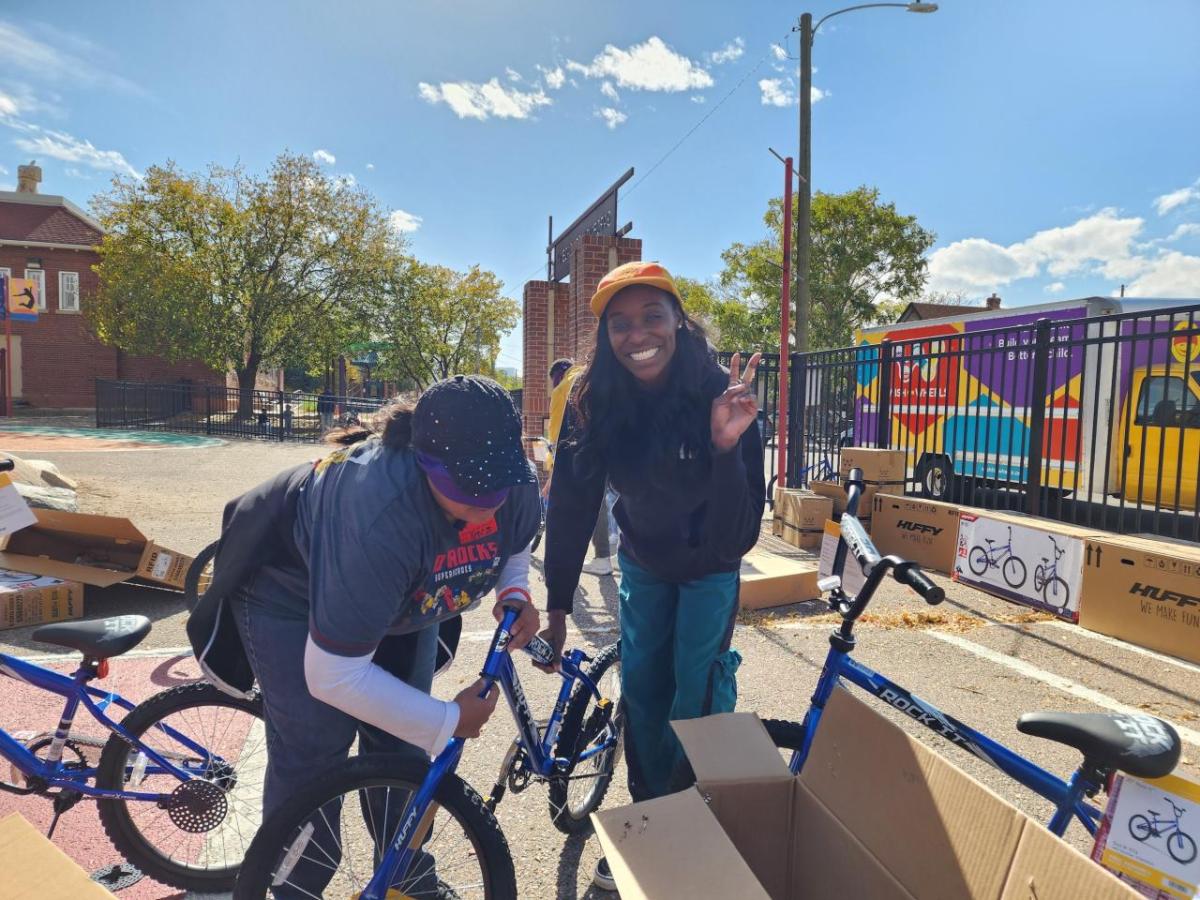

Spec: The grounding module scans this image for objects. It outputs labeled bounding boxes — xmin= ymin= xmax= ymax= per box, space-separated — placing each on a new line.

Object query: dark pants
xmin=233 ymin=597 xmax=438 ymax=897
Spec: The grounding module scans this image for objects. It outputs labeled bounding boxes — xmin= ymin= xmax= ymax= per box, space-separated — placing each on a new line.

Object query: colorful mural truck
xmin=854 ymin=297 xmax=1200 ymax=509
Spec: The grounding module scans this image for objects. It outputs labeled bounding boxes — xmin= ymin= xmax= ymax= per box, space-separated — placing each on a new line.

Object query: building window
xmin=59 ymin=272 xmax=80 ymax=313
xmin=25 ymin=269 xmax=46 ymax=311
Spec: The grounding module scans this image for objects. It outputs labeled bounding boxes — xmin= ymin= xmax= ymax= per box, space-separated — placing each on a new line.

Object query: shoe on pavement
xmin=583 ymin=557 xmax=613 ymax=576
xmin=593 ymin=856 xmax=617 ymax=892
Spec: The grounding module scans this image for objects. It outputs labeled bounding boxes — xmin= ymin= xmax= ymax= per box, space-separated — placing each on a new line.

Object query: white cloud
xmin=928 ymin=238 xmax=1038 ymax=291
xmin=13 ymin=127 xmax=140 ymax=179
xmin=771 ymin=43 xmax=789 ymax=61
xmin=312 ymin=149 xmax=336 ymax=165
xmin=1167 ymin=223 xmax=1200 ymax=242
xmin=596 ymin=107 xmax=628 ymax=130
xmin=1126 ymin=252 xmax=1200 ymax=297
xmin=333 ymin=172 xmax=357 ymax=189
xmin=365 ymin=162 xmax=375 ymax=171
xmin=600 ymin=81 xmax=619 ymax=101
xmin=1045 ymin=281 xmax=1065 ymax=293
xmin=388 ymin=209 xmax=423 ymax=233
xmin=541 ymin=66 xmax=566 ymax=90
xmin=564 ymin=60 xmax=590 ymax=77
xmin=0 ymin=164 xmax=7 ymax=175
xmin=1154 ymin=179 xmax=1200 ymax=216
xmin=0 ymin=91 xmax=18 ymax=116
xmin=579 ymin=37 xmax=713 ymax=92
xmin=708 ymin=37 xmax=744 ymax=65
xmin=759 ymin=78 xmax=794 ymax=107
xmin=505 ymin=66 xmax=522 ymax=83
xmin=691 ymin=95 xmax=707 ymax=104
xmin=64 ymin=167 xmax=89 ymax=178
xmin=418 ymin=78 xmax=551 ymax=121
xmin=0 ymin=20 xmax=142 ymax=95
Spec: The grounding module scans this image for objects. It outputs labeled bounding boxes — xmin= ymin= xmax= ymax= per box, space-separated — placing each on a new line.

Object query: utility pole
xmin=796 ymin=12 xmax=813 ymax=354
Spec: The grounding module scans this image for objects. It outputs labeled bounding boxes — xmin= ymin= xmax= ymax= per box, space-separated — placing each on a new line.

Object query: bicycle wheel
xmin=549 ymin=641 xmax=623 ymax=835
xmin=1168 ymin=831 xmax=1197 ymax=865
xmin=96 ymin=682 xmax=266 ymax=891
xmin=1042 ymin=575 xmax=1070 ymax=611
xmin=184 ymin=541 xmax=218 ymax=612
xmin=968 ymin=546 xmax=990 ymax=577
xmin=234 ymin=754 xmax=516 ymax=900
xmin=1002 ymin=556 xmax=1027 ymax=589
xmin=1033 ymin=565 xmax=1045 ymax=593
xmin=1128 ymin=814 xmax=1153 ymax=842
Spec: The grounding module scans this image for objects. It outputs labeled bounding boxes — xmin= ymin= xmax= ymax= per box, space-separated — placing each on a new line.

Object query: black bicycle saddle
xmin=1017 ymin=711 xmax=1180 ymax=780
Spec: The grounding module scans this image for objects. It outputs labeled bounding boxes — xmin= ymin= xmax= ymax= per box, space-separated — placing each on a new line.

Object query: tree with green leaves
xmin=716 ymin=186 xmax=935 ymax=351
xmin=377 ymin=261 xmax=519 ymax=389
xmin=90 ymin=153 xmax=397 ymax=416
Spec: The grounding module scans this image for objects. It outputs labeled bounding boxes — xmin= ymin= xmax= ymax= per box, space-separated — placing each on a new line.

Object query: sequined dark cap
xmin=412 ymin=375 xmax=536 ymax=497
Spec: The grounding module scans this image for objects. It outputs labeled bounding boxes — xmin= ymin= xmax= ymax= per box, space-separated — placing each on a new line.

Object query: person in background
xmin=540 ymin=261 xmax=765 ymax=892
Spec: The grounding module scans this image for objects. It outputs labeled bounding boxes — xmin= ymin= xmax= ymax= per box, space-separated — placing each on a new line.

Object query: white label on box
xmin=953 ymin=513 xmax=1083 ymax=620
xmin=819 ymin=521 xmax=867 ymax=597
xmin=151 ymin=552 xmax=173 ymax=580
xmin=0 ymin=568 xmax=64 ymax=591
xmin=0 ymin=473 xmax=36 ymax=536
xmin=1093 ymin=772 xmax=1200 ymax=899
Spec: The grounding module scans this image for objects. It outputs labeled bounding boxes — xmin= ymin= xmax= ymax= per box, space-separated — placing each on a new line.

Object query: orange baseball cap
xmin=590 ymin=261 xmax=684 ymax=318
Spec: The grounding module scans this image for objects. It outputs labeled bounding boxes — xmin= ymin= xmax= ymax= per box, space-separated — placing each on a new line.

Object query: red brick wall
xmin=522 ymin=280 xmax=550 ymax=436
xmin=0 ymin=246 xmax=223 ymax=409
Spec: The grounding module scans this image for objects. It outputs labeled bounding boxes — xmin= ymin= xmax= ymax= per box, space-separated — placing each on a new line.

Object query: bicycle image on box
xmin=762 ymin=469 xmax=1183 ymax=844
xmin=1033 ymin=534 xmax=1071 ymax=611
xmin=967 ymin=524 xmax=1027 ymax=589
xmin=234 ymin=607 xmax=622 ymax=899
xmin=1129 ymin=798 xmax=1197 ymax=865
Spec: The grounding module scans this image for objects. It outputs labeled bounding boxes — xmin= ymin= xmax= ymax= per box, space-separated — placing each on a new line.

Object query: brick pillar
xmin=569 ymin=235 xmax=643 ymax=362
xmin=522 ymin=280 xmax=551 ymax=436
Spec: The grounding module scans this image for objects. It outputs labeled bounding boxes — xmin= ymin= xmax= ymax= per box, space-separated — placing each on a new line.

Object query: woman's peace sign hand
xmin=711 ymin=351 xmax=762 ymax=454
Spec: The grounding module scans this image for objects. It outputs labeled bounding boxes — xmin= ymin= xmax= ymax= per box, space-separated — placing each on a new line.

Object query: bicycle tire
xmin=1043 ymin=575 xmax=1070 ymax=611
xmin=1033 ymin=565 xmax=1045 ymax=593
xmin=968 ymin=546 xmax=989 ymax=577
xmin=1168 ymin=831 xmax=1197 ymax=865
xmin=549 ymin=641 xmax=622 ymax=835
xmin=184 ymin=541 xmax=219 ymax=613
xmin=234 ymin=753 xmax=516 ymax=900
xmin=1129 ymin=814 xmax=1153 ymax=842
xmin=96 ymin=682 xmax=265 ymax=891
xmin=1002 ymin=555 xmax=1027 ymax=589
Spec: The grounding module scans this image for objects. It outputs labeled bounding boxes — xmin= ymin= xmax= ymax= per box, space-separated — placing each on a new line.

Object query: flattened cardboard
xmin=0 ymin=570 xmax=83 ymax=632
xmin=0 ymin=813 xmax=111 ymax=898
xmin=739 ymin=552 xmax=820 ymax=610
xmin=1080 ymin=534 xmax=1200 ymax=664
xmin=872 ymin=493 xmax=963 ymax=575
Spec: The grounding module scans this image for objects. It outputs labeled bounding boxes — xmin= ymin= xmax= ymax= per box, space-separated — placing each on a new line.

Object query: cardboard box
xmin=593 ymin=688 xmax=1139 ymax=900
xmin=0 ymin=569 xmax=83 ymax=632
xmin=772 ymin=489 xmax=833 ymax=550
xmin=739 ymin=552 xmax=819 ymax=610
xmin=0 ymin=510 xmax=193 ymax=591
xmin=810 ymin=479 xmax=879 ymax=527
xmin=954 ymin=510 xmax=1102 ymax=621
xmin=0 ymin=813 xmax=111 ymax=898
xmin=838 ymin=447 xmax=906 ymax=490
xmin=1091 ymin=770 xmax=1200 ymax=898
xmin=1080 ymin=534 xmax=1200 ymax=665
xmin=871 ymin=494 xmax=962 ymax=575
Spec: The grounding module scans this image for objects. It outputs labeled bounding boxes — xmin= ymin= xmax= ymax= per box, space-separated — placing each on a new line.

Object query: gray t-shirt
xmin=246 ymin=439 xmax=540 ymax=657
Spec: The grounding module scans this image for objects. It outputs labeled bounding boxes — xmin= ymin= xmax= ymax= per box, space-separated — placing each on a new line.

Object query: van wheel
xmin=917 ymin=455 xmax=956 ymax=502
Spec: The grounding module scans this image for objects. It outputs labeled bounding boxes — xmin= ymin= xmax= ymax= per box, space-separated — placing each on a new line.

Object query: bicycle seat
xmin=984 ymin=538 xmax=996 ymax=545
xmin=33 ymin=615 xmax=151 ymax=659
xmin=1017 ymin=711 xmax=1180 ymax=779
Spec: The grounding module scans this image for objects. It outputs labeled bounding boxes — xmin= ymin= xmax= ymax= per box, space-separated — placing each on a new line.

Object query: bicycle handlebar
xmin=0 ymin=458 xmax=12 ymax=473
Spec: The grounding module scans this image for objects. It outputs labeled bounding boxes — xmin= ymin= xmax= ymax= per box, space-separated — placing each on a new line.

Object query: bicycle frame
xmin=0 ymin=652 xmax=219 ymax=801
xmin=787 ymin=630 xmax=1104 ymax=837
xmin=364 ymin=610 xmax=615 ymax=899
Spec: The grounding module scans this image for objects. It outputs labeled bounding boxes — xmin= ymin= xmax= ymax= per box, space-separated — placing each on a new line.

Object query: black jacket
xmin=544 ymin=368 xmax=765 ymax=612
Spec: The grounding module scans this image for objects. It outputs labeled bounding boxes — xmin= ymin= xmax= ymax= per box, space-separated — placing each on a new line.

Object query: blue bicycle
xmin=235 ymin=612 xmax=622 ymax=899
xmin=763 ymin=469 xmax=1182 ymax=840
xmin=967 ymin=524 xmax=1028 ymax=588
xmin=1033 ymin=534 xmax=1071 ymax=611
xmin=1129 ymin=798 xmax=1197 ymax=864
xmin=0 ymin=614 xmax=266 ymax=891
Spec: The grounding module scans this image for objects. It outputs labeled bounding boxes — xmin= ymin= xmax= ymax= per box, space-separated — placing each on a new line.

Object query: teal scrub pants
xmin=618 ymin=550 xmax=742 ymax=801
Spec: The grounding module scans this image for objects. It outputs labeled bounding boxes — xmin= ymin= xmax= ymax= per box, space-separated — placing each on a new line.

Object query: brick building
xmin=521 ymin=233 xmax=642 ymax=435
xmin=0 ymin=162 xmax=222 ymax=410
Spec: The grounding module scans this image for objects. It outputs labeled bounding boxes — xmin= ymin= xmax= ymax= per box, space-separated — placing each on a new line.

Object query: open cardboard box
xmin=594 ymin=688 xmax=1139 ymax=900
xmin=0 ymin=509 xmax=192 ymax=591
xmin=0 ymin=813 xmax=111 ymax=898
xmin=740 ymin=552 xmax=819 ymax=610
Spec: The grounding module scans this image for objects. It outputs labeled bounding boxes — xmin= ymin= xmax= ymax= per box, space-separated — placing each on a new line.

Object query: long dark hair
xmin=571 ymin=289 xmax=721 ymax=485
xmin=325 ymin=397 xmax=415 ymax=449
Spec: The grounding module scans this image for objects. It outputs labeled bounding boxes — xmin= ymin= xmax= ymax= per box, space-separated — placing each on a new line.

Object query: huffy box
xmin=593 ymin=687 xmax=1140 ymax=900
xmin=0 ymin=813 xmax=111 ymax=898
xmin=1080 ymin=535 xmax=1200 ymax=665
xmin=1091 ymin=771 xmax=1200 ymax=899
xmin=0 ymin=509 xmax=192 ymax=591
xmin=0 ymin=569 xmax=83 ymax=632
xmin=739 ymin=553 xmax=819 ymax=610
xmin=772 ymin=488 xmax=834 ymax=550
xmin=872 ymin=494 xmax=963 ymax=576
xmin=953 ymin=510 xmax=1101 ymax=622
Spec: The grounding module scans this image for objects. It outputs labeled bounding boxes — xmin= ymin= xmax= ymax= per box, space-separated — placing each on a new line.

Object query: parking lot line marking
xmin=927 ymin=630 xmax=1200 ymax=748
xmin=14 ymin=645 xmax=194 ymax=665
xmin=1044 ymin=621 xmax=1200 ymax=676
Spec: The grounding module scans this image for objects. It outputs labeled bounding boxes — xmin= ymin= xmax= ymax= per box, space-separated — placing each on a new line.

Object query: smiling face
xmin=605 ymin=285 xmax=683 ymax=388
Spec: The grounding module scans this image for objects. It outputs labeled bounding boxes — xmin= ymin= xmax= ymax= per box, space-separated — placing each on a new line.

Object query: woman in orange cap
xmin=540 ymin=260 xmax=766 ymax=890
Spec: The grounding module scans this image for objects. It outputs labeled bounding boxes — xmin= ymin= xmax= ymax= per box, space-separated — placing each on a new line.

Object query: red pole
xmin=778 ymin=157 xmax=793 ymax=488
xmin=3 ymin=276 xmax=10 ymax=418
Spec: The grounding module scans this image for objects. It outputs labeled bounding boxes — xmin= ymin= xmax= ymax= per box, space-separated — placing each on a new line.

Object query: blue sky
xmin=2 ymin=1 xmax=1199 ymax=370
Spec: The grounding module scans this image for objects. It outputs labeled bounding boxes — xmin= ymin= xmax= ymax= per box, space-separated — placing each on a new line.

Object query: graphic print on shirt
xmin=405 ymin=517 xmax=504 ymax=629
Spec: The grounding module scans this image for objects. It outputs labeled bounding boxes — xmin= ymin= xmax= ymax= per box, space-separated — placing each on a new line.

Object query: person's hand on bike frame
xmin=491 ymin=597 xmax=540 ymax=651
xmin=452 ymin=678 xmax=499 ymax=738
xmin=534 ymin=610 xmax=568 ymax=674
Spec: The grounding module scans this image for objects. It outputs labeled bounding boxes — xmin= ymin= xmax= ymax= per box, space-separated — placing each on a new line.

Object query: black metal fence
xmin=95 ymin=381 xmax=386 ymax=442
xmin=790 ymin=300 xmax=1200 ymax=540
xmin=717 ymin=351 xmax=784 ymax=499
